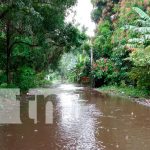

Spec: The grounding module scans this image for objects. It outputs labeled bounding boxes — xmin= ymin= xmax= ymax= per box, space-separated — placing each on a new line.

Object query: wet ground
xmin=0 ymin=84 xmax=150 ymax=150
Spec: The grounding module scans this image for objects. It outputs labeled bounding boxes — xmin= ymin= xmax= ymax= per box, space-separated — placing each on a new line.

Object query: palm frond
xmin=128 ymin=38 xmax=145 ymax=44
xmin=133 ymin=7 xmax=150 ymax=21
xmin=143 ymin=34 xmax=150 ymax=40
xmin=126 ymin=44 xmax=144 ymax=49
xmin=122 ymin=7 xmax=150 ymax=49
xmin=124 ymin=25 xmax=150 ymax=34
xmin=136 ymin=19 xmax=150 ymax=27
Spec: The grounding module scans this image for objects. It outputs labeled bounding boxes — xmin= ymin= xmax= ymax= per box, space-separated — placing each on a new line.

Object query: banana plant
xmin=122 ymin=7 xmax=150 ymax=48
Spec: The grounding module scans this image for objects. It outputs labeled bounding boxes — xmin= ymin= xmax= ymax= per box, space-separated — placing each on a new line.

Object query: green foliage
xmin=93 ymin=21 xmax=113 ymax=59
xmin=91 ymin=8 xmax=102 ymax=23
xmin=123 ymin=7 xmax=150 ymax=89
xmin=91 ymin=2 xmax=150 ymax=92
xmin=59 ymin=43 xmax=91 ymax=83
xmin=91 ymin=0 xmax=117 ymax=22
xmin=15 ymin=67 xmax=36 ymax=90
xmin=71 ymin=52 xmax=90 ymax=82
xmin=59 ymin=52 xmax=77 ymax=81
xmin=0 ymin=71 xmax=7 ymax=85
xmin=92 ymin=58 xmax=117 ymax=84
xmin=111 ymin=47 xmax=131 ymax=84
xmin=123 ymin=7 xmax=150 ymax=48
xmin=128 ymin=46 xmax=150 ymax=89
xmin=129 ymin=66 xmax=150 ymax=89
xmin=133 ymin=7 xmax=150 ymax=21
xmin=129 ymin=46 xmax=150 ymax=66
xmin=99 ymin=85 xmax=150 ymax=98
xmin=0 ymin=0 xmax=83 ymax=89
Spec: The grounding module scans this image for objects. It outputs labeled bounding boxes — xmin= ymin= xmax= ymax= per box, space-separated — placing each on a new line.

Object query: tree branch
xmin=9 ymin=40 xmax=39 ymax=50
xmin=0 ymin=4 xmax=15 ymax=20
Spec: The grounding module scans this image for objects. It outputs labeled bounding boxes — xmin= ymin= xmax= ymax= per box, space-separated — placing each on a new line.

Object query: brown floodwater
xmin=0 ymin=84 xmax=150 ymax=150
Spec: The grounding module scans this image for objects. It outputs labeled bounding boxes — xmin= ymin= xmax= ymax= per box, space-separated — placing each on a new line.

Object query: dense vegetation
xmin=0 ymin=0 xmax=87 ymax=90
xmin=60 ymin=0 xmax=150 ymax=97
xmin=0 ymin=0 xmax=149 ymax=95
xmin=91 ymin=0 xmax=150 ymax=94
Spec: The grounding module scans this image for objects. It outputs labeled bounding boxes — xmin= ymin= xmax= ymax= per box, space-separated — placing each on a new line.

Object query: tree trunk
xmin=6 ymin=21 xmax=11 ymax=85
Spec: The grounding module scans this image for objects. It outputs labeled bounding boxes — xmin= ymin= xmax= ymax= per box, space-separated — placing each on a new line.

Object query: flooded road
xmin=0 ymin=84 xmax=150 ymax=150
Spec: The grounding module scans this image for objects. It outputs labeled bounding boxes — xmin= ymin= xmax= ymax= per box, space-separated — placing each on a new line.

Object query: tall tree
xmin=0 ymin=0 xmax=83 ymax=88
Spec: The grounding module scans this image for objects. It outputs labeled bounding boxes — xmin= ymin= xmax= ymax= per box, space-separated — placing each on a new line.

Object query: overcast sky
xmin=66 ymin=0 xmax=96 ymax=37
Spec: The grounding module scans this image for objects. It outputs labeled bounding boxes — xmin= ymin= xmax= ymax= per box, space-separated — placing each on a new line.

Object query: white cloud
xmin=66 ymin=0 xmax=96 ymax=37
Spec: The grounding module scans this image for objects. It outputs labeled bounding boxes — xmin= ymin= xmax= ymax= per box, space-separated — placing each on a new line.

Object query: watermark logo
xmin=0 ymin=89 xmax=54 ymax=125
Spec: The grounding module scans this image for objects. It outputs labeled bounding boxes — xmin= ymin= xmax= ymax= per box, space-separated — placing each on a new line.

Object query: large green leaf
xmin=133 ymin=7 xmax=150 ymax=21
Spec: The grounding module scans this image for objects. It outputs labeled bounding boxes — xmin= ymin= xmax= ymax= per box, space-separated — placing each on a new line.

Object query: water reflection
xmin=0 ymin=84 xmax=149 ymax=150
xmin=56 ymin=91 xmax=103 ymax=149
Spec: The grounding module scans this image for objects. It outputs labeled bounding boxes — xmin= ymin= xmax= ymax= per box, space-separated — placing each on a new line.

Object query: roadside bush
xmin=15 ymin=67 xmax=36 ymax=91
xmin=92 ymin=58 xmax=118 ymax=85
xmin=129 ymin=46 xmax=150 ymax=89
xmin=93 ymin=21 xmax=113 ymax=59
xmin=0 ymin=72 xmax=7 ymax=85
xmin=111 ymin=47 xmax=132 ymax=84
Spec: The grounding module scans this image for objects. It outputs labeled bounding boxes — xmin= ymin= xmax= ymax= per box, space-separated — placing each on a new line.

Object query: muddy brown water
xmin=0 ymin=84 xmax=150 ymax=150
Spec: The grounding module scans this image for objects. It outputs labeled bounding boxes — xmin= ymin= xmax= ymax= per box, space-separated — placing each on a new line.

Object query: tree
xmin=91 ymin=0 xmax=119 ymax=23
xmin=123 ymin=7 xmax=150 ymax=49
xmin=93 ymin=20 xmax=113 ymax=59
xmin=123 ymin=7 xmax=150 ymax=89
xmin=0 ymin=0 xmax=81 ymax=89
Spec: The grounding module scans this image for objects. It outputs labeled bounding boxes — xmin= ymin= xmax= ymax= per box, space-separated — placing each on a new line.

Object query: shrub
xmin=92 ymin=58 xmax=118 ymax=85
xmin=129 ymin=46 xmax=150 ymax=89
xmin=15 ymin=67 xmax=36 ymax=91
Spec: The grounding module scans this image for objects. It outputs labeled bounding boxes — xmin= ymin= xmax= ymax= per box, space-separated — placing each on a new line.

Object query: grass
xmin=98 ymin=85 xmax=150 ymax=99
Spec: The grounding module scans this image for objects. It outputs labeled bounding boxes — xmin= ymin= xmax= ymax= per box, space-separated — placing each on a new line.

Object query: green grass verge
xmin=98 ymin=85 xmax=150 ymax=99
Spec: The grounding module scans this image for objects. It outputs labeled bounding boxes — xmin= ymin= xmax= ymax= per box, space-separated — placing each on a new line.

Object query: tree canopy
xmin=0 ymin=0 xmax=87 ymax=89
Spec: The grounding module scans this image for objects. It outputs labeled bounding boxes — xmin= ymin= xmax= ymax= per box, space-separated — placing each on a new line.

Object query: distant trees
xmin=91 ymin=0 xmax=118 ymax=23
